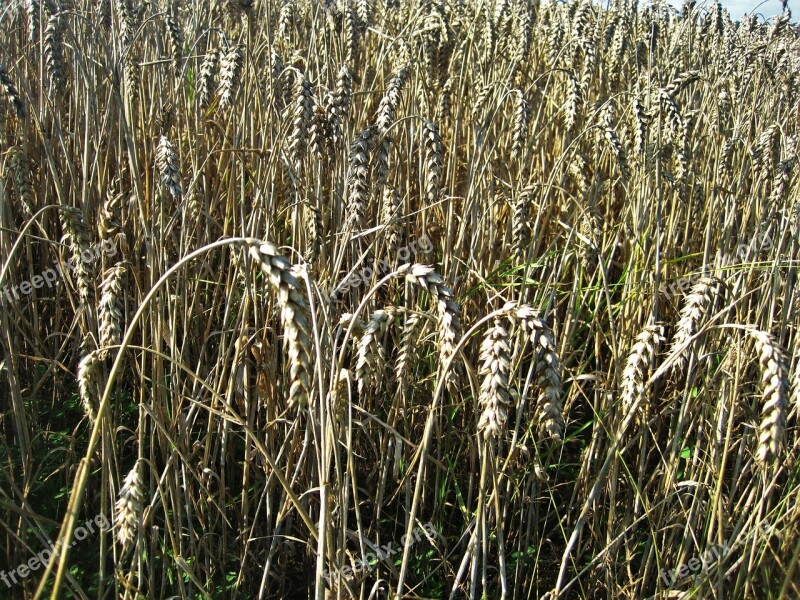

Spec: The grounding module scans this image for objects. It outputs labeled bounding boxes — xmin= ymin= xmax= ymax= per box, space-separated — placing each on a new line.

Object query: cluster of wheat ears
xmin=0 ymin=0 xmax=799 ymax=598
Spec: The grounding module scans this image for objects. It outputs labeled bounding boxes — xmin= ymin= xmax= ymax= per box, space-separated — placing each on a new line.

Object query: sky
xmin=664 ymin=0 xmax=796 ymax=18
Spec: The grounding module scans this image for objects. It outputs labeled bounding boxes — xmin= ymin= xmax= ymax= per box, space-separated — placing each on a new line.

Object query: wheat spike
xmin=346 ymin=126 xmax=373 ymax=233
xmin=288 ymin=71 xmax=313 ymax=172
xmin=277 ymin=0 xmax=295 ymax=47
xmin=751 ymin=330 xmax=789 ymax=466
xmin=248 ymin=241 xmax=312 ymax=410
xmin=25 ymin=0 xmax=40 ymax=42
xmin=477 ymin=320 xmax=512 ymax=439
xmin=380 ymin=185 xmax=402 ymax=255
xmin=60 ymin=206 xmax=95 ymax=306
xmin=423 ymin=120 xmax=442 ymax=205
xmin=0 ymin=65 xmax=26 ymax=119
xmin=375 ymin=66 xmax=410 ymax=136
xmin=9 ymin=147 xmax=34 ymax=219
xmin=77 ymin=351 xmax=100 ymax=422
xmin=328 ymin=64 xmax=353 ymax=144
xmin=355 ymin=310 xmax=390 ymax=398
xmin=342 ymin=6 xmax=358 ymax=66
xmin=510 ymin=89 xmax=530 ymax=161
xmin=402 ymin=264 xmax=462 ymax=387
xmin=621 ymin=323 xmax=665 ymax=419
xmin=197 ymin=49 xmax=218 ymax=109
xmin=396 ymin=312 xmax=422 ymax=392
xmin=98 ymin=263 xmax=126 ymax=355
xmin=115 ymin=461 xmax=144 ymax=550
xmin=156 ymin=135 xmax=182 ymax=199
xmin=512 ymin=305 xmax=566 ymax=440
xmin=512 ymin=185 xmax=533 ymax=262
xmin=99 ymin=178 xmax=125 ymax=240
xmin=165 ymin=9 xmax=182 ymax=77
xmin=218 ymin=44 xmax=243 ymax=112
xmin=669 ymin=277 xmax=723 ymax=373
xmin=310 ymin=95 xmax=332 ymax=160
xmin=44 ymin=12 xmax=66 ymax=94
xmin=563 ymin=72 xmax=582 ymax=133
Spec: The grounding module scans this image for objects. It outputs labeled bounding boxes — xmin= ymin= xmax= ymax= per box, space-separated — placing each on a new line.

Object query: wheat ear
xmin=669 ymin=276 xmax=724 ymax=373
xmin=477 ymin=320 xmax=513 ymax=439
xmin=512 ymin=305 xmax=566 ymax=440
xmin=248 ymin=241 xmax=312 ymax=409
xmin=115 ymin=460 xmax=144 ymax=551
xmin=621 ymin=323 xmax=665 ymax=420
xmin=751 ymin=330 xmax=789 ymax=467
xmin=402 ymin=264 xmax=462 ymax=388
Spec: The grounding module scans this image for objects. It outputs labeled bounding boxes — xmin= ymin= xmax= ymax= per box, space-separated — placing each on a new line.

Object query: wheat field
xmin=0 ymin=0 xmax=799 ymax=598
